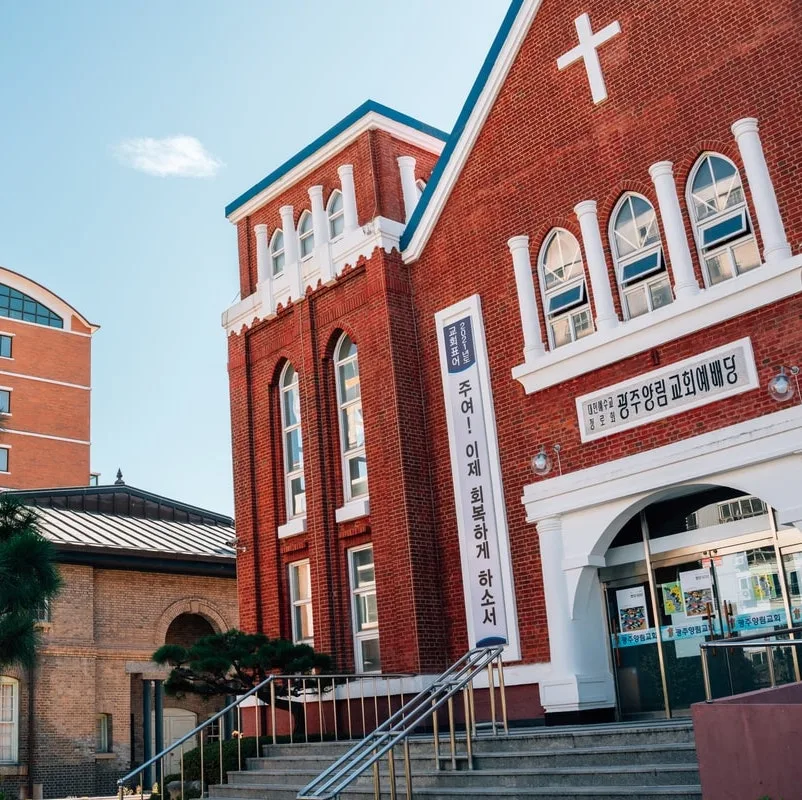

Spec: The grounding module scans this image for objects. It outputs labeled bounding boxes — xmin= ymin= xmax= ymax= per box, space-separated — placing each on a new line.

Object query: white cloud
xmin=113 ymin=135 xmax=223 ymax=178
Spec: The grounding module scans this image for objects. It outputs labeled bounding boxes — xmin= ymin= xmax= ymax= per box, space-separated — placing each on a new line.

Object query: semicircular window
xmin=0 ymin=285 xmax=63 ymax=328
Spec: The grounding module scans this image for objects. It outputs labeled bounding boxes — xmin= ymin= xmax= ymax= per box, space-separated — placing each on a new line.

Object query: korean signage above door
xmin=435 ymin=295 xmax=518 ymax=656
xmin=576 ymin=337 xmax=758 ymax=442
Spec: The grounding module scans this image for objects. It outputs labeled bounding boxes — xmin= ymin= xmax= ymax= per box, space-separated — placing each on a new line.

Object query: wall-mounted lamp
xmin=767 ymin=365 xmax=800 ymax=404
xmin=531 ymin=444 xmax=562 ymax=477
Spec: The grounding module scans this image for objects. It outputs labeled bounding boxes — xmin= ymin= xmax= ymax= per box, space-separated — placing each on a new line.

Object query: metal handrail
xmin=297 ymin=646 xmax=507 ymax=800
xmin=701 ymin=624 xmax=802 ymax=648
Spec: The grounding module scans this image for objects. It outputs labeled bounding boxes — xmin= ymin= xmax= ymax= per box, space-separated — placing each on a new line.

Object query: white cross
xmin=556 ymin=13 xmax=621 ymax=105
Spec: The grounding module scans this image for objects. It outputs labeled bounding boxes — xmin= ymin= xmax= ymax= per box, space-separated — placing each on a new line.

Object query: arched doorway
xmin=164 ymin=613 xmax=216 ymax=647
xmin=600 ymin=485 xmax=802 ymax=719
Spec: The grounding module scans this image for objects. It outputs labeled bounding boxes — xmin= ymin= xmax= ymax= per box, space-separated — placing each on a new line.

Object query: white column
xmin=574 ymin=201 xmax=619 ymax=330
xmin=397 ymin=156 xmax=418 ymax=223
xmin=253 ymin=223 xmax=275 ymax=315
xmin=280 ymin=205 xmax=303 ymax=300
xmin=732 ymin=118 xmax=791 ymax=264
xmin=648 ymin=161 xmax=700 ymax=299
xmin=337 ymin=164 xmax=359 ymax=233
xmin=308 ymin=185 xmax=334 ymax=284
xmin=507 ymin=236 xmax=546 ymax=360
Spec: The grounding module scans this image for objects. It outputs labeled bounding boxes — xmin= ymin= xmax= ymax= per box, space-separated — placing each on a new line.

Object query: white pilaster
xmin=648 ymin=161 xmax=700 ymax=299
xmin=574 ymin=201 xmax=619 ymax=330
xmin=337 ymin=165 xmax=359 ymax=233
xmin=398 ymin=156 xmax=418 ymax=223
xmin=280 ymin=205 xmax=303 ymax=300
xmin=253 ymin=223 xmax=275 ymax=315
xmin=309 ymin=185 xmax=334 ymax=284
xmin=507 ymin=236 xmax=546 ymax=360
xmin=732 ymin=118 xmax=791 ymax=264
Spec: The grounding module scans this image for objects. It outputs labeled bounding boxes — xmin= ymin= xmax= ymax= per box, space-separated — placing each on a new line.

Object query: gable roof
xmin=225 ymin=100 xmax=449 ymax=223
xmin=400 ymin=0 xmax=538 ymax=260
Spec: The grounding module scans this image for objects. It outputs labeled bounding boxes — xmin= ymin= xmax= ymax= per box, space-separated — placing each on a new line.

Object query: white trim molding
xmin=335 ymin=497 xmax=370 ymax=524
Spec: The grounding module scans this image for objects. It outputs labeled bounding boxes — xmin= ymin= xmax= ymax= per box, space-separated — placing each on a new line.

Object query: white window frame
xmin=348 ymin=544 xmax=380 ymax=673
xmin=686 ymin=153 xmax=760 ymax=287
xmin=0 ymin=677 xmax=19 ymax=763
xmin=609 ymin=192 xmax=673 ymax=320
xmin=298 ymin=211 xmax=315 ymax=260
xmin=327 ymin=190 xmax=345 ymax=241
xmin=537 ymin=229 xmax=594 ymax=349
xmin=0 ymin=447 xmax=10 ymax=474
xmin=280 ymin=363 xmax=305 ymax=520
xmin=0 ymin=387 xmax=11 ymax=415
xmin=289 ymin=559 xmax=314 ymax=646
xmin=270 ymin=229 xmax=285 ymax=277
xmin=717 ymin=496 xmax=767 ymax=524
xmin=335 ymin=334 xmax=368 ymax=503
xmin=0 ymin=334 xmax=13 ymax=360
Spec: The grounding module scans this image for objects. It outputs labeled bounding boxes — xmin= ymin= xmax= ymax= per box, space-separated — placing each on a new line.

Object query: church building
xmin=223 ymin=0 xmax=802 ymax=723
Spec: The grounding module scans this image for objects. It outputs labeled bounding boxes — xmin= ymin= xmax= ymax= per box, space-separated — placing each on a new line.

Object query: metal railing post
xmin=701 ymin=644 xmax=713 ymax=701
xmin=767 ymin=644 xmax=777 ymax=688
xmin=270 ymin=680 xmax=277 ymax=746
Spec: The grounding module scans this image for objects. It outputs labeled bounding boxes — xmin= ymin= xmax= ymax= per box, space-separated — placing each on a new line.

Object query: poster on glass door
xmin=616 ymin=586 xmax=648 ymax=632
xmin=679 ymin=568 xmax=714 ymax=618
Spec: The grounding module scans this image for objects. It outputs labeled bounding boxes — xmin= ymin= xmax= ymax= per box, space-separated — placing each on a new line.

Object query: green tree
xmin=0 ymin=497 xmax=62 ymax=668
xmin=153 ymin=630 xmax=334 ymax=737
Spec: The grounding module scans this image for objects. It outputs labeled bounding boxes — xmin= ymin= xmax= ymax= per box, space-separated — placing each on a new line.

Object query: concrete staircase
xmin=209 ymin=720 xmax=702 ymax=800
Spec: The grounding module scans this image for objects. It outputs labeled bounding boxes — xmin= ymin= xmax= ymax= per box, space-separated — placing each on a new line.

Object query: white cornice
xmin=227 ymin=114 xmax=446 ymax=224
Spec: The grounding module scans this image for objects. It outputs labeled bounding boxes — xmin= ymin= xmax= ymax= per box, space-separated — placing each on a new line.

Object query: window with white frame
xmin=270 ymin=230 xmax=285 ymax=276
xmin=0 ymin=448 xmax=9 ymax=473
xmin=0 ymin=677 xmax=18 ymax=763
xmin=34 ymin=598 xmax=51 ymax=624
xmin=335 ymin=334 xmax=368 ymax=501
xmin=298 ymin=211 xmax=314 ymax=259
xmin=717 ymin=496 xmax=767 ymax=524
xmin=289 ymin=560 xmax=313 ymax=645
xmin=327 ymin=191 xmax=344 ymax=240
xmin=0 ymin=335 xmax=12 ymax=359
xmin=538 ymin=229 xmax=594 ymax=348
xmin=349 ymin=545 xmax=380 ymax=672
xmin=280 ymin=363 xmax=306 ymax=519
xmin=687 ymin=153 xmax=760 ymax=286
xmin=611 ymin=193 xmax=673 ymax=320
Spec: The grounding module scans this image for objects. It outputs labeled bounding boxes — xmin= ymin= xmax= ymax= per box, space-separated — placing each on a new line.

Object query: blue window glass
xmin=0 ymin=391 xmax=10 ymax=414
xmin=0 ymin=449 xmax=8 ymax=472
xmin=0 ymin=285 xmax=63 ymax=328
xmin=701 ymin=211 xmax=748 ymax=250
xmin=620 ymin=252 xmax=662 ymax=285
xmin=0 ymin=336 xmax=12 ymax=359
xmin=547 ymin=283 xmax=585 ymax=316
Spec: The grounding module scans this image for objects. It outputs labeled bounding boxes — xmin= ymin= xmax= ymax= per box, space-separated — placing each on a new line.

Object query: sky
xmin=0 ymin=0 xmax=510 ymax=515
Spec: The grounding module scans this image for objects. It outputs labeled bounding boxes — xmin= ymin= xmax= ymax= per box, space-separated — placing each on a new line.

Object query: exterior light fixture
xmin=531 ymin=444 xmax=562 ymax=477
xmin=767 ymin=366 xmax=800 ymax=404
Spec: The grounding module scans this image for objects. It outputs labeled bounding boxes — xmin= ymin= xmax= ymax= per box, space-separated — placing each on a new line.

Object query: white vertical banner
xmin=436 ymin=295 xmax=519 ymax=658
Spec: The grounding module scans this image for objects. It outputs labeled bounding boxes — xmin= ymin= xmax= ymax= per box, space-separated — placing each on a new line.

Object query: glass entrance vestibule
xmin=600 ymin=486 xmax=802 ymax=719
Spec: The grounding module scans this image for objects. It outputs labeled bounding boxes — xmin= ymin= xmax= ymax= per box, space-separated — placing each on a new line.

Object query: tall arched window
xmin=610 ymin=193 xmax=673 ymax=320
xmin=298 ymin=211 xmax=314 ymax=259
xmin=327 ymin=191 xmax=344 ymax=240
xmin=335 ymin=334 xmax=367 ymax=501
xmin=280 ymin=363 xmax=305 ymax=518
xmin=687 ymin=153 xmax=760 ymax=286
xmin=0 ymin=677 xmax=19 ymax=763
xmin=538 ymin=229 xmax=594 ymax=348
xmin=270 ymin=230 xmax=285 ymax=276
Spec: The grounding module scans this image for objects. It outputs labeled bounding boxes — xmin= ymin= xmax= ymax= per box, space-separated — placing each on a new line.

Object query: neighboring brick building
xmin=0 ymin=484 xmax=238 ymax=798
xmin=223 ymin=0 xmax=802 ymax=724
xmin=0 ymin=266 xmax=97 ymax=489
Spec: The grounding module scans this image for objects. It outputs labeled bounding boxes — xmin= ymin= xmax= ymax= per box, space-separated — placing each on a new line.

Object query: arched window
xmin=270 ymin=230 xmax=285 ymax=276
xmin=0 ymin=677 xmax=19 ymax=763
xmin=687 ymin=153 xmax=760 ymax=286
xmin=538 ymin=229 xmax=594 ymax=348
xmin=0 ymin=285 xmax=62 ymax=329
xmin=335 ymin=334 xmax=367 ymax=501
xmin=610 ymin=193 xmax=673 ymax=320
xmin=327 ymin=191 xmax=344 ymax=240
xmin=280 ymin=363 xmax=305 ymax=519
xmin=298 ymin=211 xmax=314 ymax=259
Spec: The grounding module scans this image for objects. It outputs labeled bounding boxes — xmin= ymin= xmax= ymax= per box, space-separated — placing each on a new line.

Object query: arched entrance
xmin=600 ymin=485 xmax=802 ymax=719
xmin=164 ymin=613 xmax=216 ymax=647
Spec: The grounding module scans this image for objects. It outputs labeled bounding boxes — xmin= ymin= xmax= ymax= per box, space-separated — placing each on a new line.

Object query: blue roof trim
xmin=400 ymin=0 xmax=527 ymax=252
xmin=225 ymin=100 xmax=449 ymax=218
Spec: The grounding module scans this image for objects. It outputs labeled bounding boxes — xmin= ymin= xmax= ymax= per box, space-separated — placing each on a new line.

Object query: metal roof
xmin=33 ymin=506 xmax=236 ymax=561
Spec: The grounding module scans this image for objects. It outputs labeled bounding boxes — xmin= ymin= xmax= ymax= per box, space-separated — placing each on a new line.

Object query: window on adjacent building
xmin=0 ymin=390 xmax=11 ymax=415
xmin=298 ymin=211 xmax=314 ymax=259
xmin=0 ymin=336 xmax=12 ymax=359
xmin=96 ymin=713 xmax=112 ymax=753
xmin=335 ymin=334 xmax=368 ymax=501
xmin=538 ymin=229 xmax=594 ymax=348
xmin=34 ymin=598 xmax=51 ymax=624
xmin=718 ymin=496 xmax=767 ymax=525
xmin=0 ymin=448 xmax=10 ymax=473
xmin=687 ymin=153 xmax=760 ymax=286
xmin=610 ymin=193 xmax=673 ymax=320
xmin=0 ymin=285 xmax=62 ymax=329
xmin=280 ymin=363 xmax=306 ymax=519
xmin=289 ymin=560 xmax=313 ymax=646
xmin=0 ymin=677 xmax=19 ymax=763
xmin=327 ymin=191 xmax=344 ymax=240
xmin=349 ymin=545 xmax=380 ymax=673
xmin=270 ymin=230 xmax=285 ymax=276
